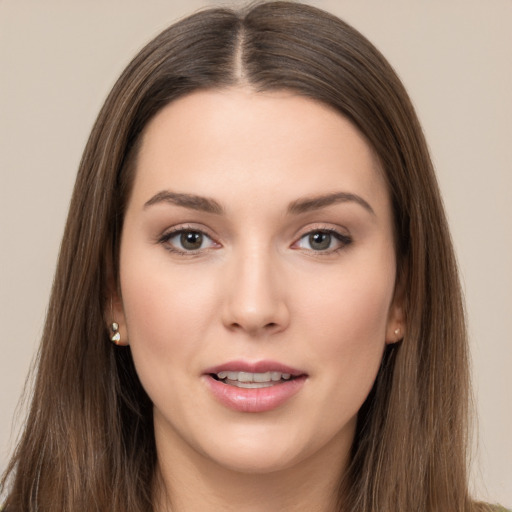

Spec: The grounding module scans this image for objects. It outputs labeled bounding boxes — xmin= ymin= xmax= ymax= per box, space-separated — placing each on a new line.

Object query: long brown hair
xmin=1 ymin=2 xmax=493 ymax=511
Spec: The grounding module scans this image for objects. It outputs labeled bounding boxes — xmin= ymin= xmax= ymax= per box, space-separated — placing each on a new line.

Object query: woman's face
xmin=117 ymin=88 xmax=402 ymax=475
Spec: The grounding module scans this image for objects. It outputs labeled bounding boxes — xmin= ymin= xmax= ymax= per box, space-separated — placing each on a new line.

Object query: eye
xmin=294 ymin=229 xmax=351 ymax=253
xmin=159 ymin=228 xmax=218 ymax=254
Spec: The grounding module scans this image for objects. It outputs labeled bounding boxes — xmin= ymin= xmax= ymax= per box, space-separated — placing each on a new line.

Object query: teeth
xmin=215 ymin=371 xmax=293 ymax=383
xmin=230 ymin=381 xmax=275 ymax=389
xmin=239 ymin=371 xmax=255 ymax=382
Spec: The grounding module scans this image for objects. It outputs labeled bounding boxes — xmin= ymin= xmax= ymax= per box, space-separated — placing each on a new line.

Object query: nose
xmin=221 ymin=247 xmax=290 ymax=337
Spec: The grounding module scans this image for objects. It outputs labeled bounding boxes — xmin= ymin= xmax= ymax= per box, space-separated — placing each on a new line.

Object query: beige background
xmin=0 ymin=0 xmax=510 ymax=507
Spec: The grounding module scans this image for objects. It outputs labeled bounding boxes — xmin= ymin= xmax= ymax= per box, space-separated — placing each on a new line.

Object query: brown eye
xmin=160 ymin=229 xmax=218 ymax=254
xmin=180 ymin=231 xmax=203 ymax=250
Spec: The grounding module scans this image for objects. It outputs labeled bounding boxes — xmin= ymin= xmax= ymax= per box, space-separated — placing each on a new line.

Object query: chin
xmin=196 ymin=420 xmax=336 ymax=476
xmin=205 ymin=444 xmax=301 ymax=475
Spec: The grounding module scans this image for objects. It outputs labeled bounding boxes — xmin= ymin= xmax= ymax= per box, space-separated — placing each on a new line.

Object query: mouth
xmin=210 ymin=371 xmax=296 ymax=389
xmin=203 ymin=361 xmax=307 ymax=412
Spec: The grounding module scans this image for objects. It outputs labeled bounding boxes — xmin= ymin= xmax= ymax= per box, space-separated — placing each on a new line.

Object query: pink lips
xmin=203 ymin=360 xmax=307 ymax=413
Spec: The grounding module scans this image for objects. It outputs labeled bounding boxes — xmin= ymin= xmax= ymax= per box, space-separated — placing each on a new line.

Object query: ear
xmin=385 ymin=301 xmax=405 ymax=344
xmin=104 ymin=263 xmax=129 ymax=347
xmin=385 ymin=272 xmax=406 ymax=345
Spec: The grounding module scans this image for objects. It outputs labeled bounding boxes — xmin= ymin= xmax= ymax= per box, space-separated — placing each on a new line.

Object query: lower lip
xmin=204 ymin=375 xmax=307 ymax=413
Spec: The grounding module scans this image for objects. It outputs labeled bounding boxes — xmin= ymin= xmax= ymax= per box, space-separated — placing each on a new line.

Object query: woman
xmin=0 ymin=2 xmax=506 ymax=511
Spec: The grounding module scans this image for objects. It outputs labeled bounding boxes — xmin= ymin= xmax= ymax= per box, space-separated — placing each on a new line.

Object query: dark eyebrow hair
xmin=144 ymin=190 xmax=375 ymax=217
xmin=144 ymin=190 xmax=224 ymax=214
xmin=287 ymin=192 xmax=375 ymax=216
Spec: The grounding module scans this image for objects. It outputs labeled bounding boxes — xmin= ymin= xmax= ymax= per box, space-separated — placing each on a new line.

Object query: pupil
xmin=181 ymin=232 xmax=202 ymax=250
xmin=310 ymin=232 xmax=330 ymax=250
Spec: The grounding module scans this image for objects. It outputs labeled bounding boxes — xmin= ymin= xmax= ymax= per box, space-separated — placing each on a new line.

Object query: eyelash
xmin=157 ymin=226 xmax=352 ymax=256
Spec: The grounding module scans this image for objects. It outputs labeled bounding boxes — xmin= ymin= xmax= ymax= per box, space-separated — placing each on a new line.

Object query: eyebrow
xmin=287 ymin=192 xmax=375 ymax=216
xmin=144 ymin=190 xmax=375 ymax=216
xmin=144 ymin=191 xmax=224 ymax=214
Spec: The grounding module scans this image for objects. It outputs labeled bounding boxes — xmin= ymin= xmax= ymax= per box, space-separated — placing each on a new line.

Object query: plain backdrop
xmin=0 ymin=0 xmax=511 ymax=507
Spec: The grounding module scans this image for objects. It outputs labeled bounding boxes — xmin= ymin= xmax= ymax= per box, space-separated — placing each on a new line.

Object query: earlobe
xmin=104 ymin=248 xmax=129 ymax=346
xmin=107 ymin=296 xmax=129 ymax=346
xmin=389 ymin=325 xmax=404 ymax=344
xmin=386 ymin=265 xmax=407 ymax=344
xmin=105 ymin=286 xmax=130 ymax=347
xmin=386 ymin=302 xmax=405 ymax=344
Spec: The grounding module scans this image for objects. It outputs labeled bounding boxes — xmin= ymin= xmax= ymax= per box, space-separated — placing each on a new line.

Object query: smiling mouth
xmin=211 ymin=371 xmax=296 ymax=389
xmin=205 ymin=363 xmax=307 ymax=412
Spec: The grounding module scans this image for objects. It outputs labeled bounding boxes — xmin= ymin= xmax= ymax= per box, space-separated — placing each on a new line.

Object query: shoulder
xmin=474 ymin=504 xmax=511 ymax=512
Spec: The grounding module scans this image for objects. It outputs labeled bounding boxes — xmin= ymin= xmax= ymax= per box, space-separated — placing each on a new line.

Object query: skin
xmin=113 ymin=88 xmax=404 ymax=511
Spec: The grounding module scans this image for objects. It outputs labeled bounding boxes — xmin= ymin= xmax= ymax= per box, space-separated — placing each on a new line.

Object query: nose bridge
xmin=222 ymin=239 xmax=289 ymax=335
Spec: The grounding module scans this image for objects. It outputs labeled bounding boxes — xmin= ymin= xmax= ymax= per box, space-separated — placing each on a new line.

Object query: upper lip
xmin=203 ymin=360 xmax=306 ymax=377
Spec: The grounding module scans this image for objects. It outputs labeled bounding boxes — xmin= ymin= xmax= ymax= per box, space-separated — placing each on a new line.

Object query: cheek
xmin=119 ymin=247 xmax=219 ymax=370
xmin=118 ymin=256 xmax=224 ymax=417
xmin=299 ymin=264 xmax=394 ymax=342
xmin=295 ymin=253 xmax=395 ymax=391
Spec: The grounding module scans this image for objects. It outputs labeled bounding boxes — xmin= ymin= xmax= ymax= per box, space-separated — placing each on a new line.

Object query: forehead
xmin=131 ymin=87 xmax=389 ymax=213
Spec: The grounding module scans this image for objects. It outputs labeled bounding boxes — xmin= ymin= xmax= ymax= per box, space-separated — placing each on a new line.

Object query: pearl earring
xmin=110 ymin=322 xmax=121 ymax=345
